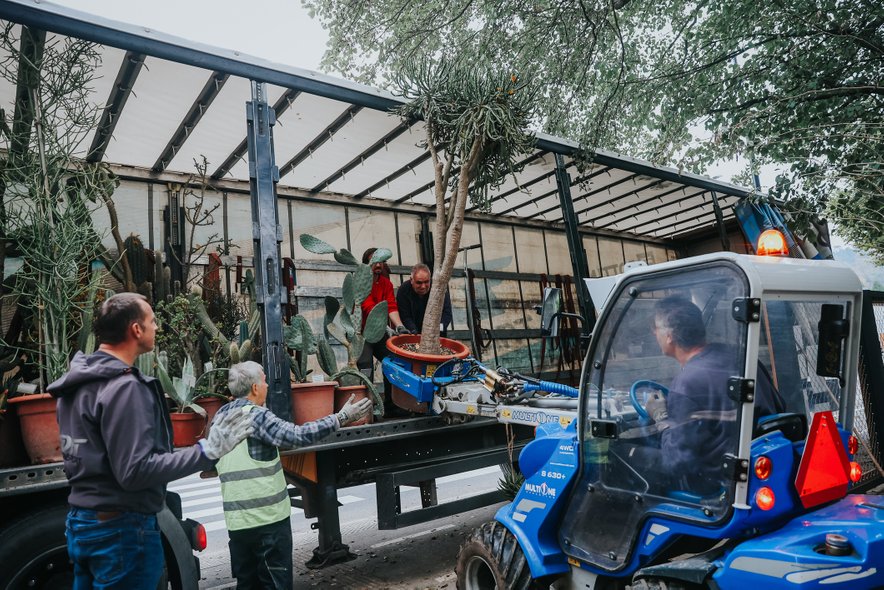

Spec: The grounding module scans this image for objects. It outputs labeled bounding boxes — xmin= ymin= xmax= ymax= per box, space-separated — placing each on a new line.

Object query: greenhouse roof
xmin=0 ymin=0 xmax=757 ymax=242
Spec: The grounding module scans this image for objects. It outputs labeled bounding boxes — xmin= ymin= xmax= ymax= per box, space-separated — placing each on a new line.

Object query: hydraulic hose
xmin=527 ymin=398 xmax=579 ymax=409
xmin=523 ymin=381 xmax=580 ymax=398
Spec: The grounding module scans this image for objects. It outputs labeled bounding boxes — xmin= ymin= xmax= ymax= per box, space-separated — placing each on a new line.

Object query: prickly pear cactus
xmin=300 ymin=233 xmax=394 ymax=415
xmin=284 ymin=314 xmax=316 ymax=383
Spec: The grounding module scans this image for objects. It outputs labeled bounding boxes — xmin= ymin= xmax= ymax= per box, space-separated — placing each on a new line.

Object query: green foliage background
xmin=304 ymin=0 xmax=883 ymax=261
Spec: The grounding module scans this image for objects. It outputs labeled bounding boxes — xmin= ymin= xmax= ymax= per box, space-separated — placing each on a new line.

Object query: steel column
xmin=553 ymin=153 xmax=594 ymax=334
xmin=245 ymin=81 xmax=289 ymax=420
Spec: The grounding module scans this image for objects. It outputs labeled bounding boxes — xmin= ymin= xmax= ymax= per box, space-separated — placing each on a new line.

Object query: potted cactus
xmin=284 ymin=314 xmax=337 ymax=425
xmin=299 ymin=234 xmax=390 ymax=420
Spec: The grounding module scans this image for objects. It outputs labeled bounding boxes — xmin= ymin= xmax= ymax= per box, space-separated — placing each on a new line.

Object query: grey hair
xmin=411 ymin=263 xmax=430 ymax=276
xmin=228 ymin=361 xmax=264 ymax=398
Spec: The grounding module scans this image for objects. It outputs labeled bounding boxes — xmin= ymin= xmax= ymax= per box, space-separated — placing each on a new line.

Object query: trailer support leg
xmin=306 ymin=452 xmax=355 ymax=569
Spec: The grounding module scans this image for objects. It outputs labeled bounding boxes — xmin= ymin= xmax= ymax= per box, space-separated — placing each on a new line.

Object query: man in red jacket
xmin=357 ymin=248 xmax=409 ymax=417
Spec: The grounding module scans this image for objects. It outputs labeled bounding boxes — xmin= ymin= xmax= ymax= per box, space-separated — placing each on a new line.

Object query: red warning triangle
xmin=794 ymin=411 xmax=850 ymax=509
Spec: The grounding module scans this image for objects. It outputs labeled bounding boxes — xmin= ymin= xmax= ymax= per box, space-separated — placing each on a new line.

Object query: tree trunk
xmin=419 ymin=137 xmax=483 ymax=354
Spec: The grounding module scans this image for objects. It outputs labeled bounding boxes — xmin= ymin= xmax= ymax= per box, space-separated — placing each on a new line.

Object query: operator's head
xmin=228 ymin=361 xmax=268 ymax=406
xmin=94 ymin=292 xmax=155 ymax=353
xmin=362 ymin=247 xmax=390 ymax=279
xmin=410 ymin=263 xmax=431 ymax=296
xmin=654 ymin=295 xmax=706 ymax=359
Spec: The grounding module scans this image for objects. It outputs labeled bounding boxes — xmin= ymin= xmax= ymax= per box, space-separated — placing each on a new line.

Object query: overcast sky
xmin=53 ymin=0 xmax=330 ymax=71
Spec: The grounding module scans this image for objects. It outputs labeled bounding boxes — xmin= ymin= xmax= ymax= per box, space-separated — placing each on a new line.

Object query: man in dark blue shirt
xmin=396 ymin=263 xmax=453 ymax=335
xmin=648 ymin=296 xmax=782 ymax=493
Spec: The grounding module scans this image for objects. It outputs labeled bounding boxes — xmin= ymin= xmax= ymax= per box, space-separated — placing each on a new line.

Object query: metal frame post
xmin=710 ymin=191 xmax=732 ymax=252
xmin=554 ymin=153 xmax=594 ymax=334
xmin=245 ymin=81 xmax=289 ymax=420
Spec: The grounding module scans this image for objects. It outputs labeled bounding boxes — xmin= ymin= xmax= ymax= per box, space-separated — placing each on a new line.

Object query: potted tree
xmin=389 ymin=60 xmax=537 ymax=360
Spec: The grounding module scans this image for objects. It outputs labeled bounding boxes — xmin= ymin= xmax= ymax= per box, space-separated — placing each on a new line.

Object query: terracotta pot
xmin=170 ymin=412 xmax=205 ymax=447
xmin=290 ymin=381 xmax=337 ymax=425
xmin=195 ymin=396 xmax=228 ymax=436
xmin=7 ymin=393 xmax=62 ymax=464
xmin=334 ymin=384 xmax=374 ymax=426
xmin=0 ymin=409 xmax=30 ymax=468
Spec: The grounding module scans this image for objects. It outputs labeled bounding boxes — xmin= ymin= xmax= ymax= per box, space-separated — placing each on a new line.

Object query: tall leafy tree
xmin=304 ymin=0 xmax=884 ymax=260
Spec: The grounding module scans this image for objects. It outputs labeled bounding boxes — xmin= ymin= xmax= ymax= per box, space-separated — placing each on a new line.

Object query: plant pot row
xmin=4 ymin=366 xmax=401 ymax=466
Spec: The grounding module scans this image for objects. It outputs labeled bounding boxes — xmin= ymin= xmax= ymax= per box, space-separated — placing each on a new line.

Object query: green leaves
xmin=368 ymin=248 xmax=392 ymax=264
xmin=352 ymin=263 xmax=373 ymax=306
xmin=299 ymin=233 xmax=337 ymax=254
xmin=363 ymin=301 xmax=389 ymax=344
xmin=317 ymin=338 xmax=339 ymax=376
xmin=334 ymin=248 xmax=358 ymax=265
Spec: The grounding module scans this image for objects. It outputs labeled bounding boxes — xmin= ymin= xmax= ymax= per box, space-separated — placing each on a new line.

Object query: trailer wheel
xmin=0 ymin=505 xmax=171 ymax=590
xmin=0 ymin=504 xmax=72 ymax=589
xmin=456 ymin=521 xmax=546 ymax=590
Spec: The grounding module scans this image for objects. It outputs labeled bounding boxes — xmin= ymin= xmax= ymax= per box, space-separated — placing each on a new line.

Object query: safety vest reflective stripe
xmin=216 ymin=405 xmax=290 ymax=531
xmin=218 ymin=462 xmax=282 ymax=482
xmin=222 ymin=488 xmax=290 ymax=512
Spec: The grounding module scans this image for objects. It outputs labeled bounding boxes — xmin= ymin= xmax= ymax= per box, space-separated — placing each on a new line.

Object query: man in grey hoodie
xmin=50 ymin=292 xmax=253 ymax=589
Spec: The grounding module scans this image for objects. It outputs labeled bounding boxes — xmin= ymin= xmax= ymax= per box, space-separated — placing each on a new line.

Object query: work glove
xmin=336 ymin=394 xmax=373 ymax=426
xmin=395 ymin=324 xmax=412 ymax=335
xmin=198 ymin=407 xmax=255 ymax=460
xmin=645 ymin=392 xmax=668 ymax=423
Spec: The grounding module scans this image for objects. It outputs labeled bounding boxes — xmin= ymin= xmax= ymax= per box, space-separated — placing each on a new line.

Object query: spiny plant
xmin=299 ymin=234 xmax=392 ymax=416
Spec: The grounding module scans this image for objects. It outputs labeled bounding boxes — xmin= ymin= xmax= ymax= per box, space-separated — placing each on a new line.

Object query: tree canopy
xmin=304 ymin=0 xmax=884 ymax=261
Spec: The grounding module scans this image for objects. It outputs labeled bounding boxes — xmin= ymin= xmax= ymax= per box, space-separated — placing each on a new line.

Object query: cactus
xmin=154 ymin=250 xmax=167 ymax=302
xmin=299 ymin=233 xmax=394 ymax=415
xmin=77 ymin=275 xmax=102 ymax=353
xmin=229 ymin=339 xmax=254 ymax=364
xmin=124 ymin=234 xmax=148 ymax=286
xmin=283 ymin=314 xmax=316 ymax=383
xmin=135 ymin=350 xmax=157 ymax=377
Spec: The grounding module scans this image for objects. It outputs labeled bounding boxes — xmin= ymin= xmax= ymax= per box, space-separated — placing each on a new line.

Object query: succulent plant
xmin=300 ymin=233 xmax=393 ymax=416
xmin=284 ymin=314 xmax=316 ymax=383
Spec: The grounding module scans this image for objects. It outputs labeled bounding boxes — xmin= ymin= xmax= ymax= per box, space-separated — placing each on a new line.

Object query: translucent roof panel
xmin=0 ymin=0 xmax=764 ymax=242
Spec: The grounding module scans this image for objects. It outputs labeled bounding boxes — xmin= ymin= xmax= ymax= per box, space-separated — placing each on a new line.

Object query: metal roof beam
xmin=525 ymin=170 xmax=637 ymax=221
xmin=152 ymin=70 xmax=228 ymax=172
xmin=651 ymin=205 xmax=737 ymax=240
xmin=614 ymin=192 xmax=716 ymax=234
xmin=464 ymin=151 xmax=550 ymax=213
xmin=496 ymin=166 xmax=613 ymax=217
xmin=278 ymin=104 xmax=363 ymax=180
xmin=9 ymin=25 xmax=44 ymax=167
xmin=625 ymin=197 xmax=738 ymax=237
xmin=582 ymin=183 xmax=697 ymax=227
xmin=87 ymin=50 xmax=143 ymax=163
xmin=355 ymin=151 xmax=432 ymax=200
xmin=593 ymin=188 xmax=708 ymax=231
xmin=211 ymin=89 xmax=300 ymax=180
xmin=310 ymin=119 xmax=413 ymax=193
xmin=572 ymin=177 xmax=664 ymax=219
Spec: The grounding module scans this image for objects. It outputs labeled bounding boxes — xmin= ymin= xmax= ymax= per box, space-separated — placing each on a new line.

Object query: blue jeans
xmin=66 ymin=507 xmax=164 ymax=590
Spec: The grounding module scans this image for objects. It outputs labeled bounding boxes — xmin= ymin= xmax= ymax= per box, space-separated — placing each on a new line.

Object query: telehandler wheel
xmin=456 ymin=520 xmax=546 ymax=590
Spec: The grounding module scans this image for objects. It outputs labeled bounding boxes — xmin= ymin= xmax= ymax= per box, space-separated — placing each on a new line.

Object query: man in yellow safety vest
xmin=215 ymin=361 xmax=371 ymax=589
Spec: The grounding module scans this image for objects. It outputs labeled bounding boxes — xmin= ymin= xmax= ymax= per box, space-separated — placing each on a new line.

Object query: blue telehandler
xmin=386 ymin=248 xmax=883 ymax=589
